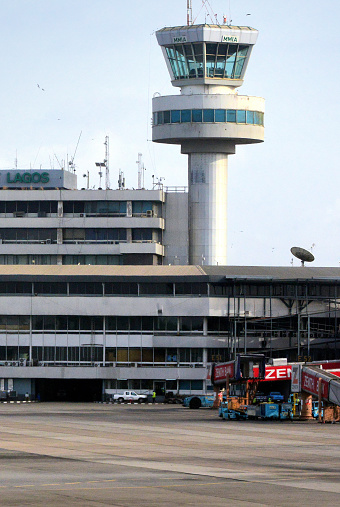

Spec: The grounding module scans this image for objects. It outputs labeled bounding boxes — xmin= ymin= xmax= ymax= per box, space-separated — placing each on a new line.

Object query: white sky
xmin=0 ymin=0 xmax=339 ymax=267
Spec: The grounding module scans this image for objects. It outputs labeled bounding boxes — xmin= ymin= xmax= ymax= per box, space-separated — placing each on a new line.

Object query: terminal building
xmin=0 ymin=22 xmax=338 ymax=401
xmin=0 ymin=168 xmax=188 ymax=267
xmin=0 ymin=265 xmax=339 ymax=401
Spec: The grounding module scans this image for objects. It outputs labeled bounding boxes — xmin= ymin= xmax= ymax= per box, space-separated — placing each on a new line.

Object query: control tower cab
xmin=152 ymin=24 xmax=264 ymax=265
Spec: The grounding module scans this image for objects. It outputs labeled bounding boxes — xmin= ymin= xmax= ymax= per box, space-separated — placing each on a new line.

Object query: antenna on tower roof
xmin=95 ymin=136 xmax=110 ymax=189
xmin=69 ymin=131 xmax=82 ymax=173
xmin=187 ymin=0 xmax=192 ymax=25
xmin=136 ymin=153 xmax=145 ymax=189
xmin=104 ymin=136 xmax=110 ymax=189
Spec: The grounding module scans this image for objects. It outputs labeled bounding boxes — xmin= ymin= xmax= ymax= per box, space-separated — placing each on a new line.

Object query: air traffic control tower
xmin=152 ymin=24 xmax=264 ymax=265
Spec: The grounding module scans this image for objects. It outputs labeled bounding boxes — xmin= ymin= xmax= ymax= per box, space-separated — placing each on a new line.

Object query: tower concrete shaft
xmin=152 ymin=24 xmax=264 ymax=265
xmin=189 ymin=152 xmax=228 ymax=265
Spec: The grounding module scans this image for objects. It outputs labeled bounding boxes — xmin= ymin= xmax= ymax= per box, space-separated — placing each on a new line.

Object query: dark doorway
xmin=35 ymin=379 xmax=102 ymax=402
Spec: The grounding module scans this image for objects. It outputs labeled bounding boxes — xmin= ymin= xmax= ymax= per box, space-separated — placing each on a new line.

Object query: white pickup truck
xmin=106 ymin=390 xmax=148 ymax=403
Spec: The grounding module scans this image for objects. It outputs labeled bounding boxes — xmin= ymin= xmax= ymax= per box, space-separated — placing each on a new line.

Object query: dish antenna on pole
xmin=290 ymin=246 xmax=315 ymax=266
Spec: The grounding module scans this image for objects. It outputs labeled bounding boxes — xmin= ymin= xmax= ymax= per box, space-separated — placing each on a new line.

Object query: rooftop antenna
xmin=118 ymin=170 xmax=125 ymax=190
xmin=83 ymin=170 xmax=90 ymax=190
xmin=69 ymin=131 xmax=82 ymax=173
xmin=187 ymin=0 xmax=192 ymax=25
xmin=290 ymin=246 xmax=315 ymax=267
xmin=95 ymin=135 xmax=110 ymax=189
xmin=136 ymin=153 xmax=145 ymax=189
xmin=201 ymin=0 xmax=219 ymax=25
xmin=104 ymin=136 xmax=110 ymax=189
xmin=98 ymin=167 xmax=103 ymax=188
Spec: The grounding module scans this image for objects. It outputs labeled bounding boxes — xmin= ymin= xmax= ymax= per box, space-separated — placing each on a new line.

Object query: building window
xmin=153 ymin=108 xmax=263 ymax=126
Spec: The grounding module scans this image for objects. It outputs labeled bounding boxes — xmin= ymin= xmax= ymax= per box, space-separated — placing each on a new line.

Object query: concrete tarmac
xmin=0 ymin=402 xmax=339 ymax=506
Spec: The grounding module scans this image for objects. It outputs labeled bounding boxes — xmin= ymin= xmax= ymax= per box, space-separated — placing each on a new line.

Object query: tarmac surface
xmin=0 ymin=402 xmax=339 ymax=506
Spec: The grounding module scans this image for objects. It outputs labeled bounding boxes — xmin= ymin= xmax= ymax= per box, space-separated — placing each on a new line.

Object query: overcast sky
xmin=0 ymin=0 xmax=339 ymax=267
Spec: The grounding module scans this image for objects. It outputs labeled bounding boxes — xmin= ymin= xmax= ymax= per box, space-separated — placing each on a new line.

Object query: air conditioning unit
xmin=38 ymin=211 xmax=47 ymax=217
xmin=46 ymin=239 xmax=51 ymax=244
xmin=13 ymin=211 xmax=25 ymax=217
xmin=146 ymin=210 xmax=153 ymax=217
xmin=80 ymin=213 xmax=86 ymax=217
xmin=19 ymin=358 xmax=27 ymax=367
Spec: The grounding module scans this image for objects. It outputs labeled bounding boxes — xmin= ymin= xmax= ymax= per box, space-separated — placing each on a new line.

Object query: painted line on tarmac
xmin=42 ymin=481 xmax=225 ymax=492
xmin=9 ymin=479 xmax=117 ymax=490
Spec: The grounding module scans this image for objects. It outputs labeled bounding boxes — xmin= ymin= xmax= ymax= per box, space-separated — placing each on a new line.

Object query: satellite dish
xmin=290 ymin=246 xmax=315 ymax=266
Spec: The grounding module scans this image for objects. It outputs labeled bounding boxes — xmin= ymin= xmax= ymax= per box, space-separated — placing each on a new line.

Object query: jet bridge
xmin=301 ymin=365 xmax=340 ymax=406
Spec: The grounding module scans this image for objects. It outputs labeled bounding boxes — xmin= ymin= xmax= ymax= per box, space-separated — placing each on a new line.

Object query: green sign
xmin=221 ymin=36 xmax=239 ymax=43
xmin=7 ymin=172 xmax=50 ymax=184
xmin=173 ymin=36 xmax=187 ymax=43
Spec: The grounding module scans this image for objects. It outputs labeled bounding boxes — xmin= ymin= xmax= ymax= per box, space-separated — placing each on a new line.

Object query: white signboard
xmin=291 ymin=364 xmax=301 ymax=393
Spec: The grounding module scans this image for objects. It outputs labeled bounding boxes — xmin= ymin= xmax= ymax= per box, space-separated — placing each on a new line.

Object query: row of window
xmin=0 ymin=315 xmax=208 ymax=332
xmin=153 ymin=109 xmax=264 ymax=126
xmin=0 ymin=281 xmax=337 ymax=298
xmin=0 ymin=200 xmax=161 ymax=217
xmin=0 ymin=282 xmax=208 ymax=296
xmin=0 ymin=255 xmax=124 ymax=265
xmin=1 ymin=345 xmax=224 ymax=364
xmin=0 ymin=228 xmax=159 ymax=243
xmin=165 ymin=42 xmax=248 ymax=80
xmin=106 ymin=379 xmax=203 ymax=392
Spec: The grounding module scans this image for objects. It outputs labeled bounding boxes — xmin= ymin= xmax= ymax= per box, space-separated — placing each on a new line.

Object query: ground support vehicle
xmin=268 ymin=392 xmax=284 ymax=402
xmin=107 ymin=391 xmax=148 ymax=403
xmin=164 ymin=392 xmax=182 ymax=404
xmin=259 ymin=403 xmax=280 ymax=419
xmin=279 ymin=403 xmax=293 ymax=420
xmin=312 ymin=401 xmax=324 ymax=419
xmin=183 ymin=395 xmax=215 ymax=409
xmin=221 ymin=407 xmax=247 ymax=420
xmin=252 ymin=392 xmax=267 ymax=403
xmin=247 ymin=405 xmax=261 ymax=419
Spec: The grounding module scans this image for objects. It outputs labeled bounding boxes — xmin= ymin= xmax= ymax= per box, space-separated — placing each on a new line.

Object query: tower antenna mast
xmin=137 ymin=153 xmax=145 ymax=189
xmin=187 ymin=0 xmax=192 ymax=26
xmin=104 ymin=136 xmax=110 ymax=189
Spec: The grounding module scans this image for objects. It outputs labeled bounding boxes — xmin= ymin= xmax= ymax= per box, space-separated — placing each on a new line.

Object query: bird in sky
xmin=37 ymin=84 xmax=45 ymax=91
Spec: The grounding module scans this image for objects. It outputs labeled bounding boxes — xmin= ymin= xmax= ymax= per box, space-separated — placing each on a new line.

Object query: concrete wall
xmin=163 ymin=192 xmax=189 ymax=265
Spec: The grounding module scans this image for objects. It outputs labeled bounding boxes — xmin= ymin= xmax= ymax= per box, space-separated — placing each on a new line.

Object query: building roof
xmin=0 ymin=265 xmax=205 ymax=278
xmin=0 ymin=265 xmax=338 ymax=282
xmin=157 ymin=24 xmax=257 ymax=32
xmin=202 ymin=265 xmax=340 ymax=281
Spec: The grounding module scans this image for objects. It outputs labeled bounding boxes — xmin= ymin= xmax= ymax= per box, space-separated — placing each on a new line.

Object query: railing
xmin=164 ymin=186 xmax=187 ymax=193
xmin=0 ymin=361 xmax=205 ymax=368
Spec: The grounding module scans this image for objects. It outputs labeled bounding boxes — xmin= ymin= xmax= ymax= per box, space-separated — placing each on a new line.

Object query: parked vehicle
xmin=107 ymin=391 xmax=148 ymax=403
xmin=164 ymin=392 xmax=182 ymax=404
xmin=268 ymin=392 xmax=284 ymax=402
xmin=252 ymin=392 xmax=267 ymax=403
xmin=183 ymin=395 xmax=215 ymax=409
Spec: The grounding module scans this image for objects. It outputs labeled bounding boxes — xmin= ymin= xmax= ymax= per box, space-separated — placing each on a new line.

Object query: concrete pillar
xmin=300 ymin=392 xmax=313 ymax=420
xmin=188 ymin=152 xmax=228 ymax=265
xmin=213 ymin=385 xmax=221 ymax=409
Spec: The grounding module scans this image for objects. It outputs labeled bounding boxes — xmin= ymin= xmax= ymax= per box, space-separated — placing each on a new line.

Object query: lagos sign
xmin=6 ymin=172 xmax=50 ymax=184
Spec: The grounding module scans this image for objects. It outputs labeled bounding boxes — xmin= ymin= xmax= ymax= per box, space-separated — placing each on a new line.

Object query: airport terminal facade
xmin=0 ymin=263 xmax=339 ymax=400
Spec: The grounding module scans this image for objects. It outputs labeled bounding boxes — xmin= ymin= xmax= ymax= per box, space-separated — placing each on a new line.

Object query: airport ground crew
xmin=152 ymin=391 xmax=156 ymax=404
